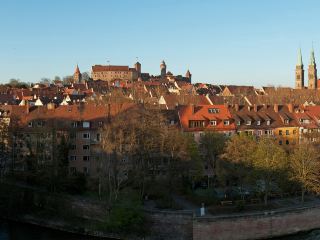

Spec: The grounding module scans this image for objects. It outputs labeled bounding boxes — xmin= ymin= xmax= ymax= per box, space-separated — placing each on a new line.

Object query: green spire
xmin=297 ymin=48 xmax=303 ymax=66
xmin=310 ymin=46 xmax=316 ymax=66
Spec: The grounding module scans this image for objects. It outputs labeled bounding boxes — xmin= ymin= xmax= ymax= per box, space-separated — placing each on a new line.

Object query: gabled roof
xmin=178 ymin=104 xmax=236 ymax=132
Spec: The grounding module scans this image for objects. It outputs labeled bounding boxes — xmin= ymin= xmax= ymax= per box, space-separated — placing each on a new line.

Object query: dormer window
xmin=223 ymin=120 xmax=230 ymax=126
xmin=208 ymin=108 xmax=220 ymax=114
xmin=210 ymin=120 xmax=217 ymax=126
xmin=284 ymin=119 xmax=289 ymax=125
xmin=83 ymin=121 xmax=90 ymax=128
xmin=256 ymin=120 xmax=261 ymax=126
xmin=246 ymin=120 xmax=251 ymax=126
xmin=28 ymin=122 xmax=33 ymax=127
xmin=237 ymin=121 xmax=241 ymax=126
xmin=266 ymin=120 xmax=270 ymax=126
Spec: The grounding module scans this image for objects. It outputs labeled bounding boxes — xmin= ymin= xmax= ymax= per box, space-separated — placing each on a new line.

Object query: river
xmin=1 ymin=219 xmax=320 ymax=240
xmin=0 ymin=220 xmax=105 ymax=240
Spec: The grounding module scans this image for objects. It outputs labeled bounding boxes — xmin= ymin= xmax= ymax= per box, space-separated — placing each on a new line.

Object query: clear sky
xmin=1 ymin=0 xmax=320 ymax=87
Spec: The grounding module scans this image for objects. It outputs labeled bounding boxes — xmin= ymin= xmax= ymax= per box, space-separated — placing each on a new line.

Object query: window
xmin=83 ymin=133 xmax=90 ymax=139
xmin=37 ymin=121 xmax=45 ymax=127
xmin=28 ymin=122 xmax=33 ymax=127
xmin=246 ymin=120 xmax=251 ymax=126
xmin=279 ymin=130 xmax=283 ymax=135
xmin=189 ymin=121 xmax=205 ymax=128
xmin=98 ymin=121 xmax=103 ymax=127
xmin=83 ymin=121 xmax=90 ymax=128
xmin=210 ymin=120 xmax=217 ymax=126
xmin=266 ymin=120 xmax=270 ymax=126
xmin=293 ymin=130 xmax=297 ymax=135
xmin=83 ymin=167 xmax=89 ymax=175
xmin=257 ymin=130 xmax=262 ymax=136
xmin=83 ymin=145 xmax=90 ymax=150
xmin=208 ymin=108 xmax=220 ymax=114
xmin=70 ymin=167 xmax=76 ymax=174
xmin=256 ymin=120 xmax=261 ymax=126
xmin=286 ymin=130 xmax=290 ymax=135
xmin=237 ymin=121 xmax=241 ymax=126
xmin=96 ymin=133 xmax=101 ymax=142
xmin=72 ymin=121 xmax=78 ymax=128
xmin=286 ymin=140 xmax=289 ymax=145
xmin=284 ymin=119 xmax=289 ymax=125
xmin=70 ymin=132 xmax=76 ymax=139
xmin=70 ymin=156 xmax=76 ymax=161
xmin=279 ymin=140 xmax=282 ymax=145
xmin=83 ymin=156 xmax=90 ymax=161
xmin=70 ymin=145 xmax=76 ymax=150
xmin=224 ymin=120 xmax=230 ymax=126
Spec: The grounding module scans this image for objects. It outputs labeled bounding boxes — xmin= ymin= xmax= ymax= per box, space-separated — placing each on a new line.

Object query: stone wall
xmin=145 ymin=210 xmax=193 ymax=240
xmin=193 ymin=206 xmax=320 ymax=240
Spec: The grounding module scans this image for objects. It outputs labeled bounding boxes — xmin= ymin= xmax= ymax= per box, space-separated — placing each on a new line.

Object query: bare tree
xmin=290 ymin=142 xmax=320 ymax=202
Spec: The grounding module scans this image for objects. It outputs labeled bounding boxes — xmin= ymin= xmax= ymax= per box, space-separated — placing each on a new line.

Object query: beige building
xmin=91 ymin=62 xmax=141 ymax=82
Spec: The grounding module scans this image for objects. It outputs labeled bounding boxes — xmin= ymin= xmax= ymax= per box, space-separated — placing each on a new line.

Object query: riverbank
xmin=2 ymin=182 xmax=320 ymax=240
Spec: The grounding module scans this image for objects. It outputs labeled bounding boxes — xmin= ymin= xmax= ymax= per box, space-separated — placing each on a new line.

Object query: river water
xmin=0 ymin=219 xmax=320 ymax=240
xmin=0 ymin=220 xmax=104 ymax=240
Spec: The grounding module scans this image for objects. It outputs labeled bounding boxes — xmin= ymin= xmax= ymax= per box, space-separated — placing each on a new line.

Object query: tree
xmin=40 ymin=78 xmax=51 ymax=85
xmin=222 ymin=133 xmax=256 ymax=193
xmin=252 ymin=137 xmax=287 ymax=205
xmin=82 ymin=72 xmax=91 ymax=82
xmin=53 ymin=76 xmax=62 ymax=84
xmin=290 ymin=142 xmax=320 ymax=202
xmin=199 ymin=132 xmax=226 ymax=188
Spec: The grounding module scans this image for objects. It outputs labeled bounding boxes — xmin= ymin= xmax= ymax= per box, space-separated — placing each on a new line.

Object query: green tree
xmin=253 ymin=137 xmax=287 ymax=205
xmin=222 ymin=133 xmax=256 ymax=193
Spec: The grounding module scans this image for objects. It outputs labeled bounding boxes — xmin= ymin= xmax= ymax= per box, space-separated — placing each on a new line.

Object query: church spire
xmin=297 ymin=48 xmax=303 ymax=66
xmin=310 ymin=46 xmax=316 ymax=66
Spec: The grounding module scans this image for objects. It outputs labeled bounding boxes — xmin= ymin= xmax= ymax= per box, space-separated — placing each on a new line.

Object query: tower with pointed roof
xmin=295 ymin=48 xmax=304 ymax=89
xmin=160 ymin=60 xmax=166 ymax=78
xmin=308 ymin=47 xmax=317 ymax=89
xmin=185 ymin=69 xmax=192 ymax=83
xmin=73 ymin=64 xmax=82 ymax=83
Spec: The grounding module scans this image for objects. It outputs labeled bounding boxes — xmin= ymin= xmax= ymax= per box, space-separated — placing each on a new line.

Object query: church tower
xmin=295 ymin=48 xmax=304 ymax=89
xmin=160 ymin=60 xmax=166 ymax=78
xmin=308 ymin=47 xmax=317 ymax=89
xmin=73 ymin=64 xmax=82 ymax=83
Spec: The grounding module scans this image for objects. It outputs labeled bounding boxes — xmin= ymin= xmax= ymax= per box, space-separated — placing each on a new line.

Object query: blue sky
xmin=1 ymin=0 xmax=320 ymax=87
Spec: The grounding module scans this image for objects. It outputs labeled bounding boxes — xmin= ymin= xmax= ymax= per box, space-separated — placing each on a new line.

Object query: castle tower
xmin=134 ymin=62 xmax=141 ymax=77
xmin=160 ymin=60 xmax=166 ymax=77
xmin=185 ymin=69 xmax=192 ymax=83
xmin=308 ymin=47 xmax=317 ymax=89
xmin=295 ymin=48 xmax=304 ymax=89
xmin=73 ymin=64 xmax=82 ymax=83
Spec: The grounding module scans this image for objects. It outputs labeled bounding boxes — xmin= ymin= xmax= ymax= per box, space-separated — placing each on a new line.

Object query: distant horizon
xmin=1 ymin=0 xmax=320 ymax=87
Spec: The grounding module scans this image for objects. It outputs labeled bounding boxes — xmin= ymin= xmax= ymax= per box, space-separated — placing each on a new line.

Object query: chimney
xmin=47 ymin=102 xmax=55 ymax=110
xmin=274 ymin=104 xmax=279 ymax=113
xmin=287 ymin=103 xmax=293 ymax=113
xmin=25 ymin=101 xmax=29 ymax=114
xmin=253 ymin=104 xmax=258 ymax=112
xmin=191 ymin=104 xmax=195 ymax=114
xmin=235 ymin=104 xmax=239 ymax=111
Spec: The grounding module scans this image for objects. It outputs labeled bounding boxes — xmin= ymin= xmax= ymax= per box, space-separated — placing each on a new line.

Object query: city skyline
xmin=1 ymin=0 xmax=320 ymax=87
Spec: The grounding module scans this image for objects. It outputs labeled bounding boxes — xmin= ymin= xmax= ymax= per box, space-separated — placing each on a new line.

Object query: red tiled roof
xmin=178 ymin=105 xmax=236 ymax=132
